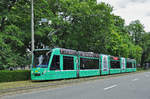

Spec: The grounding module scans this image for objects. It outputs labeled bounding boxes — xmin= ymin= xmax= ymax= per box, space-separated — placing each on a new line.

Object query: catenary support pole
xmin=31 ymin=0 xmax=34 ymax=67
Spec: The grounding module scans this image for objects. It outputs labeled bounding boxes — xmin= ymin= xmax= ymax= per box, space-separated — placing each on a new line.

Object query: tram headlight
xmin=35 ymin=70 xmax=38 ymax=73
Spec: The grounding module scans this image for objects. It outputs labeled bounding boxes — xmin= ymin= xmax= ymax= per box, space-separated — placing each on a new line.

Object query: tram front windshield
xmin=33 ymin=50 xmax=51 ymax=68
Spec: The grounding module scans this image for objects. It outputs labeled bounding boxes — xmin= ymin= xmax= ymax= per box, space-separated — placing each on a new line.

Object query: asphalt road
xmin=2 ymin=72 xmax=150 ymax=99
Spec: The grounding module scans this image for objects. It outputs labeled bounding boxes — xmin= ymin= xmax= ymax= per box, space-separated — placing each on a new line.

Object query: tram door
xmin=101 ymin=55 xmax=109 ymax=75
xmin=121 ymin=58 xmax=126 ymax=73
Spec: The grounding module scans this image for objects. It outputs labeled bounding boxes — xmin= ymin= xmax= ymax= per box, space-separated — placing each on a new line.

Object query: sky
xmin=97 ymin=0 xmax=150 ymax=32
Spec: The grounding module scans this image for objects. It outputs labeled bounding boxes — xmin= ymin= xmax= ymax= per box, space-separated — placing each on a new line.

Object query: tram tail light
xmin=113 ymin=57 xmax=118 ymax=60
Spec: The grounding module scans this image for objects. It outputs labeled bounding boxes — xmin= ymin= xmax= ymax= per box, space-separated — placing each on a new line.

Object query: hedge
xmin=0 ymin=70 xmax=30 ymax=82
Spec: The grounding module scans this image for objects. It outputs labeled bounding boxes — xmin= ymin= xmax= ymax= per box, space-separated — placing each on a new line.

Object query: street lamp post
xmin=31 ymin=0 xmax=34 ymax=54
xmin=31 ymin=0 xmax=34 ymax=68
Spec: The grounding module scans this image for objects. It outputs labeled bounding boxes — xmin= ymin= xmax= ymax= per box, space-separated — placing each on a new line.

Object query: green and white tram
xmin=31 ymin=48 xmax=136 ymax=81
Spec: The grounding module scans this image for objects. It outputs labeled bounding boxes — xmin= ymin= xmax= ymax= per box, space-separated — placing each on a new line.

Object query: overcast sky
xmin=97 ymin=0 xmax=150 ymax=32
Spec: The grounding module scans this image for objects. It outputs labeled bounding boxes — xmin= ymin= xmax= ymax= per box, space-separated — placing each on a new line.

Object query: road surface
xmin=2 ymin=72 xmax=150 ymax=99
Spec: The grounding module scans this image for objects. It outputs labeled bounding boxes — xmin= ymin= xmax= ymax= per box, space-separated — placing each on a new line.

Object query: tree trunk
xmin=0 ymin=17 xmax=5 ymax=32
xmin=140 ymin=51 xmax=145 ymax=68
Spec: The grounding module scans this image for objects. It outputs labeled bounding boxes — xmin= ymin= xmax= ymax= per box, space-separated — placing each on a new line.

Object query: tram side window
xmin=110 ymin=61 xmax=120 ymax=68
xmin=99 ymin=60 xmax=101 ymax=68
xmin=80 ymin=58 xmax=99 ymax=69
xmin=63 ymin=56 xmax=74 ymax=70
xmin=50 ymin=55 xmax=60 ymax=70
xmin=127 ymin=62 xmax=132 ymax=68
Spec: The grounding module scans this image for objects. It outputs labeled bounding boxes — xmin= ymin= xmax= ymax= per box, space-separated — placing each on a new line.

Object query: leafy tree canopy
xmin=0 ymin=0 xmax=148 ymax=69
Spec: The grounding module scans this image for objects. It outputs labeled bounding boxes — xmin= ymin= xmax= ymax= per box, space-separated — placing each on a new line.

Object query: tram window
xmin=127 ymin=62 xmax=132 ymax=68
xmin=33 ymin=51 xmax=51 ymax=68
xmin=110 ymin=61 xmax=120 ymax=68
xmin=50 ymin=55 xmax=60 ymax=70
xmin=80 ymin=58 xmax=99 ymax=69
xmin=99 ymin=60 xmax=101 ymax=68
xmin=63 ymin=56 xmax=74 ymax=70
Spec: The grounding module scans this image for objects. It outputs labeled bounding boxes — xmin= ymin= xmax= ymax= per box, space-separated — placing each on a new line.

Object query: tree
xmin=49 ymin=0 xmax=113 ymax=53
xmin=126 ymin=20 xmax=145 ymax=46
xmin=0 ymin=0 xmax=30 ymax=68
xmin=126 ymin=20 xmax=150 ymax=66
xmin=0 ymin=0 xmax=145 ymax=69
xmin=140 ymin=32 xmax=150 ymax=66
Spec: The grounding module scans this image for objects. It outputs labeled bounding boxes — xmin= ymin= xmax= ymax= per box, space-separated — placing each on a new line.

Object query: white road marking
xmin=145 ymin=75 xmax=149 ymax=77
xmin=132 ymin=78 xmax=139 ymax=81
xmin=104 ymin=84 xmax=118 ymax=90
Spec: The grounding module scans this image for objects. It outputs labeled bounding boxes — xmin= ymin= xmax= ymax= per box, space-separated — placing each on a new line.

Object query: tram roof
xmin=33 ymin=48 xmax=135 ymax=60
xmin=126 ymin=58 xmax=136 ymax=61
xmin=55 ymin=48 xmax=99 ymax=57
xmin=78 ymin=51 xmax=99 ymax=58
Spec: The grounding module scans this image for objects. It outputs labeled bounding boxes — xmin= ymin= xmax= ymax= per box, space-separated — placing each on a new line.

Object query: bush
xmin=137 ymin=67 xmax=145 ymax=71
xmin=0 ymin=70 xmax=30 ymax=82
xmin=0 ymin=66 xmax=4 ymax=70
